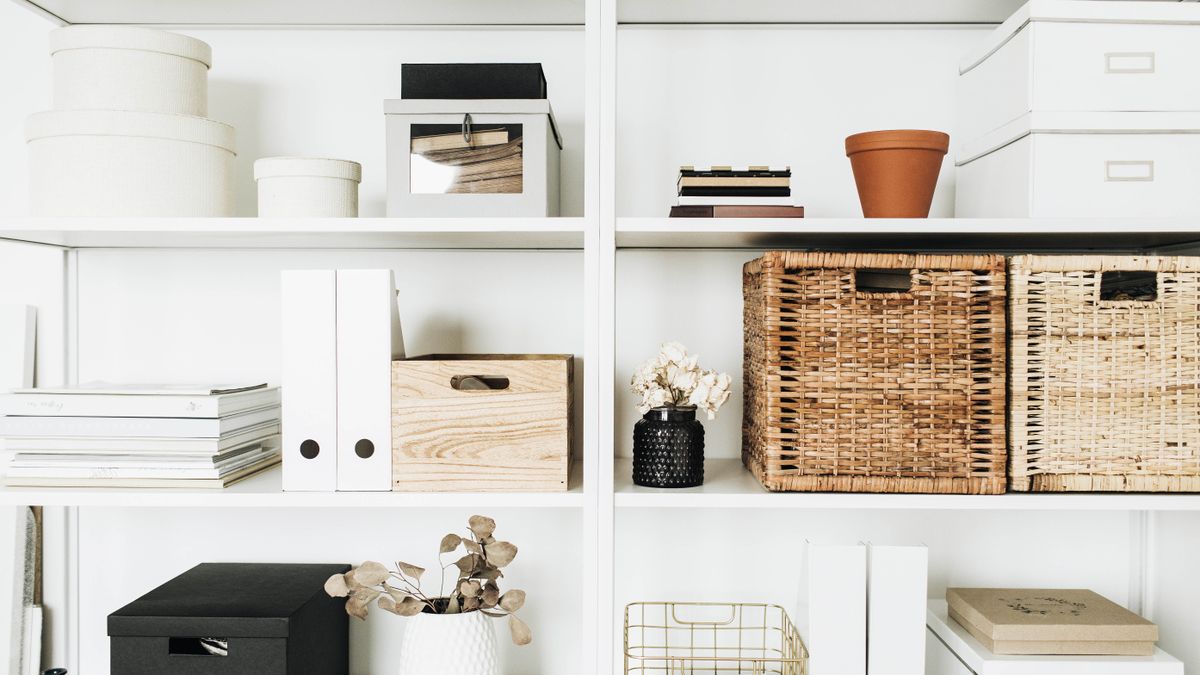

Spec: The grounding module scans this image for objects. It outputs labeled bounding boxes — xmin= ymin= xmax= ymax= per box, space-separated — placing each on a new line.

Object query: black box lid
xmin=402 ymin=63 xmax=547 ymax=99
xmin=108 ymin=563 xmax=350 ymax=638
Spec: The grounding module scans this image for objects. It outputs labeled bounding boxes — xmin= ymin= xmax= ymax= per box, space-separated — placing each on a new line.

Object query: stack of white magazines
xmin=0 ymin=383 xmax=280 ymax=488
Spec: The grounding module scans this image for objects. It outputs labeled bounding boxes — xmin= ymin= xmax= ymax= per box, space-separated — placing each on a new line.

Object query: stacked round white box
xmin=25 ymin=26 xmax=236 ymax=216
xmin=254 ymin=157 xmax=362 ymax=218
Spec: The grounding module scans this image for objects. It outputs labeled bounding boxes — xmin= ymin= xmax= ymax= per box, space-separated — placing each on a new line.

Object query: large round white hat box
xmin=254 ymin=157 xmax=362 ymax=217
xmin=25 ymin=110 xmax=236 ymax=217
xmin=50 ymin=26 xmax=211 ymax=116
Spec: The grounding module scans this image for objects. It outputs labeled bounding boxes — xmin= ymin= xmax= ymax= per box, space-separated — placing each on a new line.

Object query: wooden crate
xmin=391 ymin=354 xmax=573 ymax=492
xmin=1010 ymin=255 xmax=1200 ymax=492
xmin=742 ymin=251 xmax=1007 ymax=494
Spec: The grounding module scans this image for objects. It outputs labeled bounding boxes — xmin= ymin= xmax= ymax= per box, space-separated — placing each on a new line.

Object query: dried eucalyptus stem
xmin=324 ymin=514 xmax=533 ymax=646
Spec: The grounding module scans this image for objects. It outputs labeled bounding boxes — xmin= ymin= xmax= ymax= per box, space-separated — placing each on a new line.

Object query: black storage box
xmin=108 ymin=563 xmax=350 ymax=675
xmin=402 ymin=63 xmax=547 ymax=99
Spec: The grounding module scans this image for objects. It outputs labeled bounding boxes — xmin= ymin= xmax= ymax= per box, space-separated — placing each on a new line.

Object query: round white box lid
xmin=25 ymin=109 xmax=237 ymax=154
xmin=254 ymin=157 xmax=362 ymax=183
xmin=50 ymin=26 xmax=212 ymax=69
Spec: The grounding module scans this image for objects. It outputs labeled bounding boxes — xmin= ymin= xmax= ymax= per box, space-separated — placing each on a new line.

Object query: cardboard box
xmin=927 ymin=600 xmax=1181 ymax=675
xmin=946 ymin=588 xmax=1157 ymax=656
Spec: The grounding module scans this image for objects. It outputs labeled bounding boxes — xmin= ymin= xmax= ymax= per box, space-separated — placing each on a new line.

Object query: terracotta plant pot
xmin=845 ymin=129 xmax=949 ymax=218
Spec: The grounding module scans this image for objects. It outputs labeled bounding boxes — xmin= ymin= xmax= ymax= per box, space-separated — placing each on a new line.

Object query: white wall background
xmin=617 ymin=25 xmax=989 ymax=218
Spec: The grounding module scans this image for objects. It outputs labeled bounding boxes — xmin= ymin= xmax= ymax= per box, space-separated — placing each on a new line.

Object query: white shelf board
xmin=0 ymin=462 xmax=585 ymax=508
xmin=0 ymin=217 xmax=586 ymax=250
xmin=616 ymin=217 xmax=1200 ymax=251
xmin=620 ymin=0 xmax=1026 ymax=24
xmin=12 ymin=0 xmax=1032 ymax=26
xmin=12 ymin=0 xmax=585 ymax=26
xmin=615 ymin=458 xmax=1200 ymax=511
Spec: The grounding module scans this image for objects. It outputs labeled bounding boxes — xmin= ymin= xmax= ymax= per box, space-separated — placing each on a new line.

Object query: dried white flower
xmin=630 ymin=342 xmax=732 ymax=419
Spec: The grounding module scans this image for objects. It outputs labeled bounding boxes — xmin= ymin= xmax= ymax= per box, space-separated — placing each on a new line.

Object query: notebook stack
xmin=410 ymin=125 xmax=523 ymax=194
xmin=0 ymin=383 xmax=280 ymax=489
xmin=670 ymin=166 xmax=804 ymax=218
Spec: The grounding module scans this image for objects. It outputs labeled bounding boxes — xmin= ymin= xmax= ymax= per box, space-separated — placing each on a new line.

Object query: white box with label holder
xmin=958 ymin=0 xmax=1200 ymax=145
xmin=955 ymin=111 xmax=1200 ymax=218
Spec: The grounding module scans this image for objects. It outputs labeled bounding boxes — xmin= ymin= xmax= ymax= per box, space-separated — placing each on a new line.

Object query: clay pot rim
xmin=845 ymin=129 xmax=949 ymax=156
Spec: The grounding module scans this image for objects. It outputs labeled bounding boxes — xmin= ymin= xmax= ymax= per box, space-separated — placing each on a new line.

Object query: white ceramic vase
xmin=397 ymin=609 xmax=500 ymax=675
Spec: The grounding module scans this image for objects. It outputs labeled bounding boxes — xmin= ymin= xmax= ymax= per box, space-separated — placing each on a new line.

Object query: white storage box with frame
xmin=50 ymin=26 xmax=212 ymax=116
xmin=25 ymin=110 xmax=236 ymax=217
xmin=955 ymin=111 xmax=1200 ymax=218
xmin=384 ymin=99 xmax=562 ymax=217
xmin=958 ymin=0 xmax=1200 ymax=145
xmin=255 ymin=157 xmax=362 ymax=218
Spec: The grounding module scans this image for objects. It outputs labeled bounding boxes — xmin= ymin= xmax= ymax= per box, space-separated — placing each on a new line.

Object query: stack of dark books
xmin=671 ymin=166 xmax=804 ymax=218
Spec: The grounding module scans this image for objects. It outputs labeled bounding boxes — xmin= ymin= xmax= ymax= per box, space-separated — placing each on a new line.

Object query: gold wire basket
xmin=625 ymin=602 xmax=808 ymax=674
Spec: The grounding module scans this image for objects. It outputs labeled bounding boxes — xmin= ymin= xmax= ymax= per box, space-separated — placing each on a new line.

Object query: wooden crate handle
xmin=450 ymin=374 xmax=511 ymax=391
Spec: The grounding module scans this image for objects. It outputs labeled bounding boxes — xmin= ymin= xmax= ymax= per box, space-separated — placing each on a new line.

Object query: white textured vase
xmin=397 ymin=610 xmax=500 ymax=675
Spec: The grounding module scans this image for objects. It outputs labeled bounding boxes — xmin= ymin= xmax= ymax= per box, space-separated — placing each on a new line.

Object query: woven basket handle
xmin=853 ymin=268 xmax=914 ymax=295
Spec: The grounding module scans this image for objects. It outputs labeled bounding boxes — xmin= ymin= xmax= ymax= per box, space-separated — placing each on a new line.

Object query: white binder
xmin=803 ymin=541 xmax=867 ymax=675
xmin=867 ymin=542 xmax=928 ymax=675
xmin=335 ymin=269 xmax=404 ymax=491
xmin=281 ymin=270 xmax=338 ymax=491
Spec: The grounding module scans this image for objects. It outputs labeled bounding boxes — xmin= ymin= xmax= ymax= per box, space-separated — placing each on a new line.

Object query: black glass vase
xmin=632 ymin=406 xmax=705 ymax=488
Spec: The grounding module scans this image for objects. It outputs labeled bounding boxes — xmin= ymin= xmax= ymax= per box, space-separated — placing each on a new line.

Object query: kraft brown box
xmin=391 ymin=354 xmax=573 ymax=492
xmin=947 ymin=588 xmax=1158 ymax=656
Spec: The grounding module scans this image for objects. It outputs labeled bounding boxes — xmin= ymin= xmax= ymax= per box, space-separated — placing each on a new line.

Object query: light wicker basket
xmin=742 ymin=251 xmax=1007 ymax=494
xmin=625 ymin=602 xmax=807 ymax=674
xmin=1010 ymin=255 xmax=1200 ymax=492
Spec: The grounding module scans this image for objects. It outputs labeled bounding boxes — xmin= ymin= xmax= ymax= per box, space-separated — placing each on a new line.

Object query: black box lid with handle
xmin=108 ymin=562 xmax=350 ymax=675
xmin=402 ymin=63 xmax=547 ymax=99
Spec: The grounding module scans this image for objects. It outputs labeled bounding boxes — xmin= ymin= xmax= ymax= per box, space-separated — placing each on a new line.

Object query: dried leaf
xmin=352 ymin=561 xmax=390 ymax=586
xmin=446 ymin=595 xmax=461 ymax=614
xmin=454 ymin=553 xmax=482 ymax=574
xmin=439 ymin=533 xmax=463 ymax=553
xmin=377 ymin=594 xmax=398 ymax=614
xmin=499 ymin=589 xmax=526 ymax=612
xmin=397 ymin=596 xmax=425 ymax=617
xmin=482 ymin=584 xmax=500 ymax=608
xmin=481 ymin=536 xmax=496 ymax=545
xmin=396 ymin=561 xmax=425 ymax=581
xmin=346 ymin=588 xmax=380 ymax=620
xmin=474 ymin=567 xmax=503 ymax=581
xmin=468 ymin=515 xmax=497 ymax=539
xmin=462 ymin=595 xmax=480 ymax=611
xmin=480 ymin=609 xmax=507 ymax=618
xmin=509 ymin=614 xmax=533 ymax=646
xmin=324 ymin=573 xmax=350 ymax=598
xmin=383 ymin=584 xmax=410 ymax=602
xmin=485 ymin=541 xmax=518 ymax=567
xmin=463 ymin=539 xmax=483 ymax=555
xmin=459 ymin=580 xmax=481 ymax=597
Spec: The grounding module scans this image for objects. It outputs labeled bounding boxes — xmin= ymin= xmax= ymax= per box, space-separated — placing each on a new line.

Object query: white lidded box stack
xmin=255 ymin=157 xmax=362 ymax=218
xmin=385 ymin=99 xmax=562 ymax=217
xmin=26 ymin=26 xmax=236 ymax=217
xmin=955 ymin=0 xmax=1200 ymax=218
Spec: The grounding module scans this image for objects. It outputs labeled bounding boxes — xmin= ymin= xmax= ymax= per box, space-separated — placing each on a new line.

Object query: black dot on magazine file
xmin=300 ymin=439 xmax=320 ymax=459
xmin=355 ymin=439 xmax=375 ymax=459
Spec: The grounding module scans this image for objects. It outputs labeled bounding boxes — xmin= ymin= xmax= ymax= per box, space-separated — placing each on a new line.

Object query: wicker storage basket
xmin=743 ymin=251 xmax=1007 ymax=493
xmin=1010 ymin=255 xmax=1200 ymax=492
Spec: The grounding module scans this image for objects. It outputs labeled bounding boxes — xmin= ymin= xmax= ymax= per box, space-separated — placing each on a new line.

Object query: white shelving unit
xmin=3 ymin=1 xmax=1200 ymax=674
